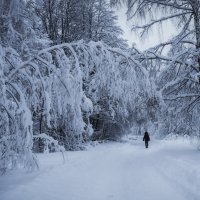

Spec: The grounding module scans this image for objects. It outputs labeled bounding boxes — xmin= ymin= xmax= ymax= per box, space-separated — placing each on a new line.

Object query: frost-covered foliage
xmin=157 ymin=48 xmax=200 ymax=137
xmin=0 ymin=0 xmax=151 ymax=174
xmin=26 ymin=40 xmax=151 ymax=144
xmin=0 ymin=39 xmax=151 ymax=173
xmin=79 ymin=42 xmax=152 ymax=139
xmin=0 ymin=45 xmax=37 ymax=174
xmin=0 ymin=0 xmax=50 ymax=174
xmin=0 ymin=0 xmax=49 ymax=58
xmin=32 ymin=0 xmax=127 ymax=48
xmin=111 ymin=0 xmax=200 ymax=137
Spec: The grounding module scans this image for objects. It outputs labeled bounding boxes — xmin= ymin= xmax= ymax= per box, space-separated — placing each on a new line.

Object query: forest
xmin=0 ymin=0 xmax=200 ymax=176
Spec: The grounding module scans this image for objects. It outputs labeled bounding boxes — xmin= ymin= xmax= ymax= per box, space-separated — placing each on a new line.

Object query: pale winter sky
xmin=115 ymin=6 xmax=177 ymax=50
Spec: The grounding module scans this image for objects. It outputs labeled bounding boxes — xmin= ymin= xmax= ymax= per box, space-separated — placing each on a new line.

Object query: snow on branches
xmin=0 ymin=40 xmax=150 ymax=173
xmin=110 ymin=0 xmax=200 ymax=137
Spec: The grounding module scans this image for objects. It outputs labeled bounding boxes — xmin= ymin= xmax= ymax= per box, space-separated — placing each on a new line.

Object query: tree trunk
xmin=192 ymin=0 xmax=200 ymax=71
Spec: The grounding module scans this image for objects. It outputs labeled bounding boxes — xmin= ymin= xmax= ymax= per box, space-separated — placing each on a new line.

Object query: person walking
xmin=143 ymin=131 xmax=150 ymax=148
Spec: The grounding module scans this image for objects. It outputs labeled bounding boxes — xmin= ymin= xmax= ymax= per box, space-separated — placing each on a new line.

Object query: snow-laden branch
xmin=1 ymin=40 xmax=153 ymax=173
xmin=164 ymin=93 xmax=200 ymax=101
xmin=147 ymin=0 xmax=193 ymax=11
xmin=8 ymin=40 xmax=148 ymax=81
xmin=132 ymin=11 xmax=192 ymax=32
xmin=126 ymin=0 xmax=193 ymax=22
xmin=107 ymin=46 xmax=148 ymax=77
xmin=33 ymin=134 xmax=65 ymax=152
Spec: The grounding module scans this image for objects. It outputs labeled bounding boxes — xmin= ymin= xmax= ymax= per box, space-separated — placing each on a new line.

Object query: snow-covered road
xmin=1 ymin=138 xmax=200 ymax=200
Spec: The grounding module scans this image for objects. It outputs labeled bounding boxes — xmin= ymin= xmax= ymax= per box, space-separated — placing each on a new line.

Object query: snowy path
xmin=1 ymin=139 xmax=200 ymax=200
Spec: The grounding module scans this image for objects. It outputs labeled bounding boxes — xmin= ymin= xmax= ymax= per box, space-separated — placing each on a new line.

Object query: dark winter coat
xmin=143 ymin=132 xmax=150 ymax=142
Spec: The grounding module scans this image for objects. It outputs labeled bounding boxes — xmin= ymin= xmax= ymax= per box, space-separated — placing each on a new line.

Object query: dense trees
xmin=0 ymin=0 xmax=153 ymax=173
xmin=0 ymin=0 xmax=49 ymax=57
xmin=2 ymin=0 xmax=199 ymax=174
xmin=111 ymin=0 xmax=200 ymax=137
xmin=0 ymin=0 xmax=49 ymax=173
xmin=0 ymin=39 xmax=151 ymax=173
xmin=32 ymin=0 xmax=127 ymax=48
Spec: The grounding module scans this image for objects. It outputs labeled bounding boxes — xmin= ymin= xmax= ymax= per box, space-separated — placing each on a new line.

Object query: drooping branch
xmin=132 ymin=11 xmax=192 ymax=35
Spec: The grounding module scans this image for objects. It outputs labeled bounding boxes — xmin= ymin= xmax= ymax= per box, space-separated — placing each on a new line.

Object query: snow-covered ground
xmin=1 ymin=138 xmax=200 ymax=200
